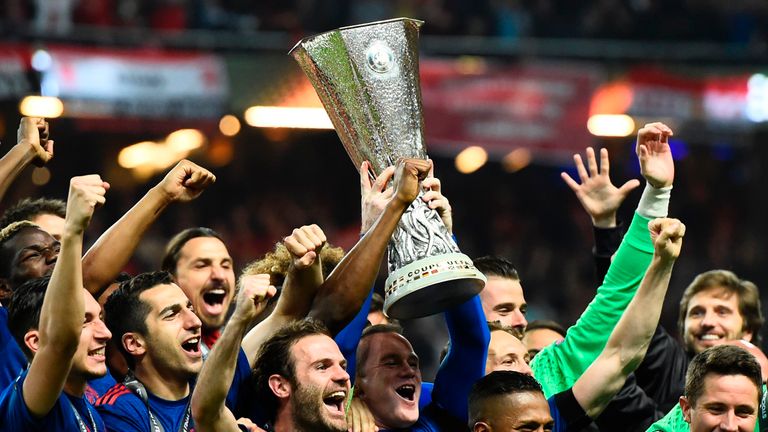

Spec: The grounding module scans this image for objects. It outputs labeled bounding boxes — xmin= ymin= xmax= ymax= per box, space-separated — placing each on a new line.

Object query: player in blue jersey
xmin=0 ymin=174 xmax=110 ymax=432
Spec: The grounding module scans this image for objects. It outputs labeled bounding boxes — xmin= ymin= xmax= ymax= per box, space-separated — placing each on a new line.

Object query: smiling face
xmin=479 ymin=276 xmax=528 ymax=333
xmin=357 ymin=332 xmax=422 ymax=429
xmin=1 ymin=226 xmax=59 ymax=298
xmin=486 ymin=330 xmax=532 ymax=376
xmin=70 ymin=290 xmax=112 ymax=381
xmin=288 ymin=334 xmax=350 ymax=432
xmin=684 ymin=287 xmax=751 ymax=354
xmin=137 ymin=283 xmax=203 ymax=380
xmin=681 ymin=373 xmax=759 ymax=432
xmin=172 ymin=237 xmax=235 ymax=330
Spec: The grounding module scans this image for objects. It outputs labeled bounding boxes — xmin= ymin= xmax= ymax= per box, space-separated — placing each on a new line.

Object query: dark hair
xmin=468 ymin=370 xmax=543 ymax=426
xmin=104 ymin=271 xmax=174 ymax=368
xmin=251 ymin=318 xmax=331 ymax=421
xmin=685 ymin=344 xmax=762 ymax=407
xmin=370 ymin=292 xmax=385 ymax=313
xmin=678 ymin=270 xmax=763 ymax=347
xmin=0 ymin=197 xmax=66 ymax=230
xmin=473 ymin=256 xmax=520 ymax=280
xmin=161 ymin=227 xmax=224 ymax=275
xmin=525 ymin=320 xmax=567 ymax=338
xmin=8 ymin=276 xmax=51 ymax=359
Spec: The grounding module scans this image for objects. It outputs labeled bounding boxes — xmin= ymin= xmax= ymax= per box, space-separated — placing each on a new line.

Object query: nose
xmin=184 ymin=307 xmax=203 ymax=330
xmin=700 ymin=309 xmax=717 ymax=329
xmin=519 ymin=360 xmax=534 ymax=377
xmin=513 ymin=309 xmax=528 ymax=329
xmin=332 ymin=364 xmax=350 ymax=383
xmin=210 ymin=264 xmax=227 ymax=281
xmin=719 ymin=411 xmax=738 ymax=431
xmin=95 ymin=319 xmax=112 ymax=342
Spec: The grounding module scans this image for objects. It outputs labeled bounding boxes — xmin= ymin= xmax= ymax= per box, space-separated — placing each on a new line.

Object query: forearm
xmin=82 ymin=187 xmax=170 ymax=295
xmin=574 ymin=256 xmax=674 ymax=419
xmin=532 ymin=211 xmax=654 ymax=396
xmin=309 ymin=199 xmax=406 ymax=333
xmin=242 ymin=315 xmax=289 ymax=367
xmin=432 ymin=295 xmax=489 ymax=421
xmin=40 ymin=229 xmax=84 ymax=348
xmin=193 ymin=315 xmax=249 ymax=428
xmin=0 ymin=144 xmax=35 ymax=202
xmin=273 ymin=263 xmax=322 ymax=319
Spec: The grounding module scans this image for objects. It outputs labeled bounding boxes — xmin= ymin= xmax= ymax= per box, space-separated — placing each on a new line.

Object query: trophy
xmin=290 ymin=18 xmax=486 ymax=319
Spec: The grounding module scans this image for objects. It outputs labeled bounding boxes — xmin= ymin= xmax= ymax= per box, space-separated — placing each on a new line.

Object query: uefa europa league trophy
xmin=290 ymin=18 xmax=486 ymax=319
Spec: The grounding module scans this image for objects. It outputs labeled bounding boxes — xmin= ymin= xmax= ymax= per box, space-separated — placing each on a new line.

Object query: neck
xmin=63 ymin=374 xmax=88 ymax=398
xmin=273 ymin=402 xmax=304 ymax=432
xmin=135 ymin=363 xmax=190 ymax=401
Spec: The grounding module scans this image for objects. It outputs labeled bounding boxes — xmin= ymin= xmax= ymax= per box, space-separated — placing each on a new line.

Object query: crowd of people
xmin=0 ymin=115 xmax=765 ymax=432
xmin=5 ymin=0 xmax=768 ymax=46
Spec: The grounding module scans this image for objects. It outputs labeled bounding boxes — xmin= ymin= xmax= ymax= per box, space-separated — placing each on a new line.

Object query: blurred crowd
xmin=3 ymin=0 xmax=768 ymax=45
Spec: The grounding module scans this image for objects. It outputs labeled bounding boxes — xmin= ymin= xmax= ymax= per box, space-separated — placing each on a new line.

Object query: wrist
xmin=591 ymin=214 xmax=617 ymax=229
xmin=9 ymin=141 xmax=37 ymax=165
xmin=148 ymin=185 xmax=175 ymax=207
xmin=637 ymin=182 xmax=672 ymax=219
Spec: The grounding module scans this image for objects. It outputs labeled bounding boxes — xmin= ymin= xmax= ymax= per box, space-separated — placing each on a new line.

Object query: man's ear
xmin=679 ymin=396 xmax=692 ymax=423
xmin=742 ymin=329 xmax=754 ymax=343
xmin=268 ymin=374 xmax=292 ymax=399
xmin=122 ymin=333 xmax=146 ymax=357
xmin=473 ymin=421 xmax=491 ymax=432
xmin=24 ymin=330 xmax=40 ymax=355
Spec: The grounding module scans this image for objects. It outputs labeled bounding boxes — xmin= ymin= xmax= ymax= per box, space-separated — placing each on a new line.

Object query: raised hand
xmin=65 ymin=175 xmax=109 ymax=234
xmin=636 ymin=122 xmax=674 ymax=188
xmin=17 ymin=117 xmax=54 ymax=166
xmin=283 ymin=224 xmax=327 ymax=270
xmin=360 ymin=161 xmax=395 ymax=234
xmin=561 ymin=147 xmax=640 ymax=228
xmin=421 ymin=163 xmax=453 ymax=233
xmin=648 ymin=218 xmax=685 ymax=262
xmin=157 ymin=159 xmax=216 ymax=203
xmin=392 ymin=158 xmax=431 ymax=208
xmin=232 ymin=273 xmax=276 ymax=324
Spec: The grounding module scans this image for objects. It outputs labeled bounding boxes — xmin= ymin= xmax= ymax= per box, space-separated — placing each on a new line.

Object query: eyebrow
xmin=159 ymin=303 xmax=183 ymax=316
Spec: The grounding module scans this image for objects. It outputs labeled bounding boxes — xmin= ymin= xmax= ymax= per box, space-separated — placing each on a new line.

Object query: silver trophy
xmin=290 ymin=18 xmax=486 ymax=319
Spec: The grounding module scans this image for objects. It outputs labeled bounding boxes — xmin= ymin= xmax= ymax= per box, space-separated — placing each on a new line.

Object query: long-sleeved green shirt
xmin=531 ymin=211 xmax=654 ymax=397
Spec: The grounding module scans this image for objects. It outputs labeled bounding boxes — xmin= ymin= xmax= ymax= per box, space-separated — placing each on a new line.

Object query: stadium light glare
xmin=455 ymin=146 xmax=488 ymax=174
xmin=19 ymin=96 xmax=64 ymax=118
xmin=587 ymin=114 xmax=635 ymax=137
xmin=244 ymin=106 xmax=333 ymax=129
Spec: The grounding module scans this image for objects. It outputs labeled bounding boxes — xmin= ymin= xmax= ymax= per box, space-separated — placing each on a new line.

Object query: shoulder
xmin=94 ymin=384 xmax=147 ymax=431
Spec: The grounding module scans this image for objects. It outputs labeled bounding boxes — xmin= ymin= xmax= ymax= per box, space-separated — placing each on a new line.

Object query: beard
xmin=290 ymin=381 xmax=346 ymax=432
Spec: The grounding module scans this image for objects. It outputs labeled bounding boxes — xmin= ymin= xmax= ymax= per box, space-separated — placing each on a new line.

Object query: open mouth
xmin=88 ymin=347 xmax=106 ymax=360
xmin=181 ymin=337 xmax=201 ymax=355
xmin=202 ymin=289 xmax=227 ymax=307
xmin=699 ymin=334 xmax=723 ymax=342
xmin=395 ymin=384 xmax=416 ymax=402
xmin=323 ymin=390 xmax=346 ymax=415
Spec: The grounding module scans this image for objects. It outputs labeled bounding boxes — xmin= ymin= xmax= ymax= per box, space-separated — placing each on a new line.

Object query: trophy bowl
xmin=290 ymin=18 xmax=486 ymax=319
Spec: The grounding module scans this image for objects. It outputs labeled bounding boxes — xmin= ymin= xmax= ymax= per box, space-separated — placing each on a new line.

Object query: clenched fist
xmin=65 ymin=175 xmax=109 ymax=234
xmin=157 ymin=159 xmax=216 ymax=203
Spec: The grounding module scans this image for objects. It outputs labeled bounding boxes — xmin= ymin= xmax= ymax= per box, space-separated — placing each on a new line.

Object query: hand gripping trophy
xmin=290 ymin=18 xmax=486 ymax=319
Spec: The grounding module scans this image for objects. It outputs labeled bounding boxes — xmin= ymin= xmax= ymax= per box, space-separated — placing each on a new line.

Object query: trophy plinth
xmin=291 ymin=18 xmax=485 ymax=319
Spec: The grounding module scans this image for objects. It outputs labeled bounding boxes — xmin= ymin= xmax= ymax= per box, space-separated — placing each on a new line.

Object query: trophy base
xmin=384 ymin=252 xmax=486 ymax=320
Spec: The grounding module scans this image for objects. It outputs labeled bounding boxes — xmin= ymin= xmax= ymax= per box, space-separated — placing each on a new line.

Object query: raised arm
xmin=309 ymin=158 xmax=430 ymax=334
xmin=23 ymin=175 xmax=107 ymax=416
xmin=242 ymin=225 xmax=326 ymax=366
xmin=532 ymin=122 xmax=675 ymax=397
xmin=573 ymin=218 xmax=685 ymax=419
xmin=0 ymin=117 xmax=53 ymax=203
xmin=192 ymin=274 xmax=275 ymax=432
xmin=82 ymin=160 xmax=215 ymax=296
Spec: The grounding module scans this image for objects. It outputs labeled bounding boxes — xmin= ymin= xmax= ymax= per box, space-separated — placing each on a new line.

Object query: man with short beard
xmin=194 ymin=318 xmax=349 ymax=432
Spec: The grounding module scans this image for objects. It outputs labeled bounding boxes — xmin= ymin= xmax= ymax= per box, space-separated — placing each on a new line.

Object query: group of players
xmin=0 ymin=116 xmax=764 ymax=432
